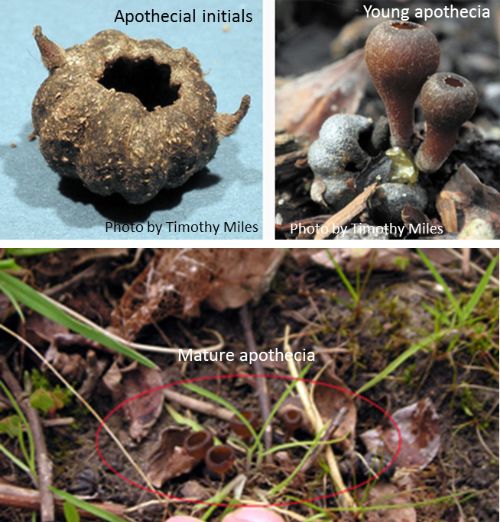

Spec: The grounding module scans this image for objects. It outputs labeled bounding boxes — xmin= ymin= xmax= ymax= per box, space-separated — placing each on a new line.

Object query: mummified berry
xmin=32 ymin=26 xmax=250 ymax=204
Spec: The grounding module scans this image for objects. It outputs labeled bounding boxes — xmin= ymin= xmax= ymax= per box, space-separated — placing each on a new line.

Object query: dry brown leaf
xmin=103 ymin=363 xmax=164 ymax=442
xmin=23 ymin=313 xmax=105 ymax=383
xmin=112 ymin=249 xmax=284 ymax=339
xmin=122 ymin=367 xmax=164 ymax=441
xmin=147 ymin=427 xmax=198 ymax=488
xmin=361 ymin=398 xmax=440 ymax=470
xmin=206 ymin=249 xmax=285 ymax=311
xmin=366 ymin=483 xmax=416 ymax=522
xmin=23 ymin=313 xmax=68 ymax=346
xmin=276 ymin=49 xmax=369 ymax=141
xmin=312 ymin=372 xmax=356 ymax=445
xmin=44 ymin=343 xmax=87 ymax=382
xmin=436 ymin=164 xmax=500 ymax=236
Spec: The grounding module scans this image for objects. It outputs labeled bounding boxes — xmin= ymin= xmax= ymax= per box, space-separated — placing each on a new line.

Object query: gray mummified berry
xmin=308 ymin=114 xmax=372 ymax=209
xmin=32 ymin=26 xmax=250 ymax=204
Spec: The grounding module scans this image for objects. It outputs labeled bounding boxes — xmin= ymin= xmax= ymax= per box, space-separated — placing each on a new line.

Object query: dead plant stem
xmin=0 ymin=357 xmax=54 ymax=522
xmin=0 ymin=482 xmax=128 ymax=520
xmin=162 ymin=388 xmax=234 ymax=421
xmin=283 ymin=325 xmax=356 ymax=509
xmin=41 ymin=294 xmax=225 ymax=355
xmin=240 ymin=305 xmax=273 ymax=457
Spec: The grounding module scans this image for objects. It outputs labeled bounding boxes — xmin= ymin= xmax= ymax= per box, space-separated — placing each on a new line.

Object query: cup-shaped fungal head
xmin=205 ymin=445 xmax=235 ymax=479
xmin=415 ymin=72 xmax=478 ymax=173
xmin=183 ymin=431 xmax=214 ymax=461
xmin=365 ymin=21 xmax=440 ymax=148
xmin=283 ymin=409 xmax=303 ymax=439
xmin=230 ymin=411 xmax=259 ymax=441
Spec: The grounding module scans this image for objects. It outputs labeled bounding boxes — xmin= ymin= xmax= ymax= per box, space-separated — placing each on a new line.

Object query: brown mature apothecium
xmin=32 ymin=27 xmax=250 ymax=204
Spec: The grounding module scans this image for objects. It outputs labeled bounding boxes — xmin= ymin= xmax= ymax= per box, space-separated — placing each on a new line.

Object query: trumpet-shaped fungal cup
xmin=415 ymin=73 xmax=478 ymax=173
xmin=230 ymin=411 xmax=259 ymax=441
xmin=283 ymin=409 xmax=302 ymax=439
xmin=183 ymin=431 xmax=214 ymax=461
xmin=205 ymin=445 xmax=235 ymax=480
xmin=365 ymin=21 xmax=440 ymax=148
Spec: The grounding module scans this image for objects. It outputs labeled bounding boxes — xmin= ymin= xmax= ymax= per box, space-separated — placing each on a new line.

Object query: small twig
xmin=0 ymin=481 xmax=127 ymax=519
xmin=163 ymin=388 xmax=234 ymax=421
xmin=461 ymin=248 xmax=471 ymax=278
xmin=447 ymin=248 xmax=499 ymax=286
xmin=300 ymin=406 xmax=347 ymax=474
xmin=41 ymin=417 xmax=75 ymax=428
xmin=314 ymin=182 xmax=378 ymax=240
xmin=240 ymin=305 xmax=272 ymax=455
xmin=0 ymin=358 xmax=54 ymax=521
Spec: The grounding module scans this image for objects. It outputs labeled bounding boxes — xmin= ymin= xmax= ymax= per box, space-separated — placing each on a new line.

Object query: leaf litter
xmin=0 ymin=248 xmax=497 ymax=521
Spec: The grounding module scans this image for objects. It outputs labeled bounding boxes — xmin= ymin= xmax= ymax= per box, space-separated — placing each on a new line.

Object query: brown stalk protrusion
xmin=229 ymin=410 xmax=259 ymax=442
xmin=33 ymin=26 xmax=67 ymax=72
xmin=216 ymin=94 xmax=251 ymax=137
xmin=415 ymin=73 xmax=478 ymax=173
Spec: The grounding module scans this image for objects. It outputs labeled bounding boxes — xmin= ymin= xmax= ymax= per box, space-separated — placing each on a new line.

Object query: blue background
xmin=0 ymin=0 xmax=262 ymax=239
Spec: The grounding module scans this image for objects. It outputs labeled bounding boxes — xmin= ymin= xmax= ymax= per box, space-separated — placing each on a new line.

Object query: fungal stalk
xmin=230 ymin=411 xmax=259 ymax=441
xmin=415 ymin=73 xmax=478 ymax=173
xmin=282 ymin=409 xmax=302 ymax=440
xmin=365 ymin=21 xmax=440 ymax=148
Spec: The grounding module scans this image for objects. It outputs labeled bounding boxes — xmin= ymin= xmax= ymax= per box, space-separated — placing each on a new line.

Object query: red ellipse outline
xmin=95 ymin=374 xmax=402 ymax=508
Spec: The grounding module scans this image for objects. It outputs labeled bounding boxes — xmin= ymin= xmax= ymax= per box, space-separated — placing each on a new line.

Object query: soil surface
xmin=0 ymin=248 xmax=498 ymax=521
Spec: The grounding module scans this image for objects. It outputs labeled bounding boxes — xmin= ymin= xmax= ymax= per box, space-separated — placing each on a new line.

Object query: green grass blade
xmin=356 ymin=330 xmax=445 ymax=395
xmin=0 ymin=282 xmax=25 ymax=321
xmin=166 ymin=404 xmax=223 ymax=446
xmin=0 ymin=272 xmax=155 ymax=369
xmin=462 ymin=256 xmax=498 ymax=322
xmin=0 ymin=380 xmax=35 ymax=473
xmin=199 ymin=475 xmax=246 ymax=521
xmin=248 ymin=364 xmax=311 ymax=464
xmin=262 ymin=433 xmax=347 ymax=457
xmin=326 ymin=250 xmax=359 ymax=304
xmin=268 ymin=424 xmax=327 ymax=496
xmin=51 ymin=488 xmax=129 ymax=522
xmin=5 ymin=248 xmax=63 ymax=257
xmin=0 ymin=259 xmax=22 ymax=271
xmin=63 ymin=501 xmax=81 ymax=522
xmin=417 ymin=249 xmax=462 ymax=321
xmin=0 ymin=442 xmax=32 ymax=476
